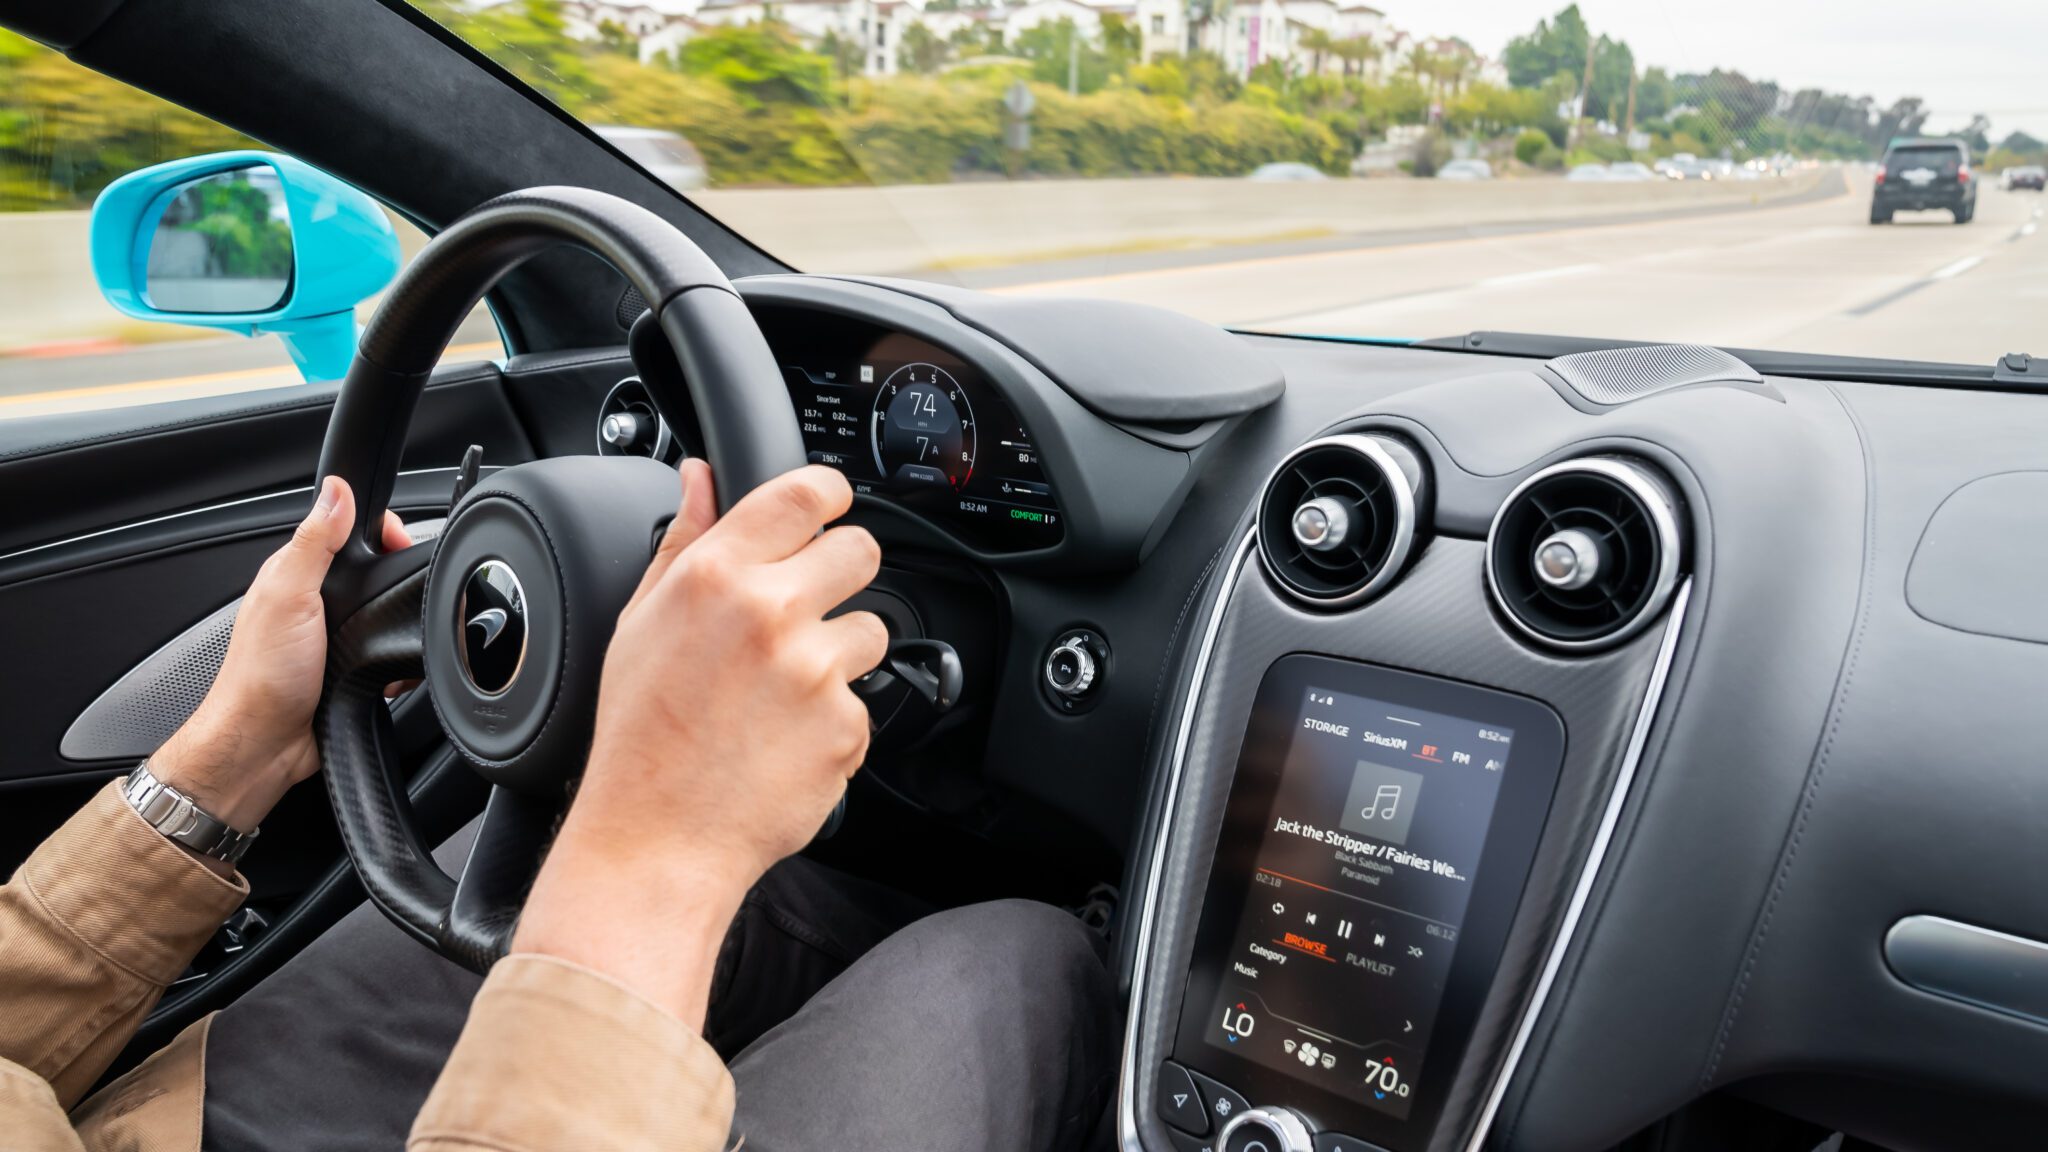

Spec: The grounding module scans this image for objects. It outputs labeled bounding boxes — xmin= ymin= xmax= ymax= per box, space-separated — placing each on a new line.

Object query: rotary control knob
xmin=1217 ymin=1106 xmax=1313 ymax=1152
xmin=1045 ymin=642 xmax=1097 ymax=698
xmin=1041 ymin=628 xmax=1108 ymax=713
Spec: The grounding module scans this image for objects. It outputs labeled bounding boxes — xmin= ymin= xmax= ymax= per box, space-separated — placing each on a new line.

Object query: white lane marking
xmin=1930 ymin=255 xmax=1983 ymax=280
xmin=1477 ymin=263 xmax=1601 ymax=288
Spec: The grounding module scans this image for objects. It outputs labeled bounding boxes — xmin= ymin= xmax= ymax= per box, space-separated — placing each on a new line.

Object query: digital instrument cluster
xmin=763 ymin=309 xmax=1062 ymax=552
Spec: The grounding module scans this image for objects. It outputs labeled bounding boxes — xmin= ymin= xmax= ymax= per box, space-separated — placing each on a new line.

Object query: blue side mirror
xmin=90 ymin=150 xmax=400 ymax=383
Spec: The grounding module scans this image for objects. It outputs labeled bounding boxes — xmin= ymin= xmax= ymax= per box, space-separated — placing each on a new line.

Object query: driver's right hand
xmin=511 ymin=459 xmax=888 ymax=1023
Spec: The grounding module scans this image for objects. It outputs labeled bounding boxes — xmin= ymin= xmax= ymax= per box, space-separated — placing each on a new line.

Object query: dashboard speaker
xmin=1548 ymin=344 xmax=1765 ymax=406
xmin=1486 ymin=457 xmax=1684 ymax=651
xmin=1257 ymin=434 xmax=1427 ymax=608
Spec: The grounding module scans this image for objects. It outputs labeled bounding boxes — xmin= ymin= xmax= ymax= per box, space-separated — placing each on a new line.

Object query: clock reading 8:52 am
xmin=870 ymin=362 xmax=976 ymax=492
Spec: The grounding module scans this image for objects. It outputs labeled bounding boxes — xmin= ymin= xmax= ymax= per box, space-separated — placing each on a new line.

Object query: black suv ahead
xmin=1871 ymin=139 xmax=1977 ymax=223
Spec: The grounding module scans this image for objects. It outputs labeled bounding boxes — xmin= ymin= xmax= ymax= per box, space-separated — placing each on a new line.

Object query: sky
xmin=1378 ymin=0 xmax=2048 ymax=139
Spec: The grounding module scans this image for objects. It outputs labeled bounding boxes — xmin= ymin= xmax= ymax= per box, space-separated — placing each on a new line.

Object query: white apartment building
xmin=525 ymin=0 xmax=1457 ymax=82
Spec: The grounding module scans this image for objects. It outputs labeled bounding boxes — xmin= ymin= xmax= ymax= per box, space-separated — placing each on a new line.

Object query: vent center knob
xmin=1291 ymin=496 xmax=1352 ymax=552
xmin=601 ymin=412 xmax=646 ymax=450
xmin=1534 ymin=528 xmax=1603 ymax=590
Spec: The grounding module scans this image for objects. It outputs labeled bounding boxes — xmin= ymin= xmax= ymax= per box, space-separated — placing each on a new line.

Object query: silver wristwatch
xmin=122 ymin=760 xmax=259 ymax=866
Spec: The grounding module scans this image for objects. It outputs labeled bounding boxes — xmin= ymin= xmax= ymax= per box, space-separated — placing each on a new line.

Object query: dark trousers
xmin=201 ymin=848 xmax=1112 ymax=1152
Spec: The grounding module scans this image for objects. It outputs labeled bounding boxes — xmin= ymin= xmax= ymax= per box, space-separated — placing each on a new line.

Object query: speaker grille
xmin=1549 ymin=344 xmax=1761 ymax=405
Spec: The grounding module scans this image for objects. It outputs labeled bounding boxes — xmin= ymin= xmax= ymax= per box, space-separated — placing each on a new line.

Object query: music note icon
xmin=1363 ymin=783 xmax=1402 ymax=821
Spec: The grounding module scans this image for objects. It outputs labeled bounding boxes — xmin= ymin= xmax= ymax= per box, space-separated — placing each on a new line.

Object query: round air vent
xmin=1257 ymin=434 xmax=1427 ymax=608
xmin=1487 ymin=457 xmax=1684 ymax=651
xmin=596 ymin=377 xmax=675 ymax=461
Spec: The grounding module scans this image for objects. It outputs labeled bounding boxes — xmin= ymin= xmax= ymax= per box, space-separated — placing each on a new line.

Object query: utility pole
xmin=1624 ymin=67 xmax=1637 ymax=138
xmin=1571 ymin=30 xmax=1597 ymax=151
xmin=1068 ymin=29 xmax=1079 ymax=94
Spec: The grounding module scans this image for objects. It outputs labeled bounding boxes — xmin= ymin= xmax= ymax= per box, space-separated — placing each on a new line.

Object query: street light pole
xmin=1571 ymin=30 xmax=1596 ymax=151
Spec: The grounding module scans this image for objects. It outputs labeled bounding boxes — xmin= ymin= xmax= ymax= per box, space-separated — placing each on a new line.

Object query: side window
xmin=0 ymin=30 xmax=501 ymax=422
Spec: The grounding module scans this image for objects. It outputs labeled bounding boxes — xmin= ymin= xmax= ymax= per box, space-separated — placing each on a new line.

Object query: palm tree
xmin=1332 ymin=35 xmax=1378 ymax=79
xmin=1298 ymin=27 xmax=1335 ymax=76
xmin=1403 ymin=45 xmax=1436 ymax=95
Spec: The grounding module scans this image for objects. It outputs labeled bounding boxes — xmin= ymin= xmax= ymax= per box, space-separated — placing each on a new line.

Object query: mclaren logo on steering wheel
xmin=457 ymin=560 xmax=528 ymax=696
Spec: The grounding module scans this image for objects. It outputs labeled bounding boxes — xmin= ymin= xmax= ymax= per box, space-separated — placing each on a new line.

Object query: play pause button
xmin=1337 ymin=919 xmax=1353 ymax=940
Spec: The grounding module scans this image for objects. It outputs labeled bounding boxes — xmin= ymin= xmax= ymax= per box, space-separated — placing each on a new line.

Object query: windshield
xmin=403 ymin=0 xmax=2045 ymax=368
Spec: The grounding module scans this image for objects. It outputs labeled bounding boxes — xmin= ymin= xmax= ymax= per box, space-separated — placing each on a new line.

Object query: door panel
xmin=0 ymin=354 xmax=599 ymax=1065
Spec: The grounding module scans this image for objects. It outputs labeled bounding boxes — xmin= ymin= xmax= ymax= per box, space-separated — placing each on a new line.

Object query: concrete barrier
xmin=694 ymin=168 xmax=1831 ymax=274
xmin=2 ymin=170 xmax=1830 ymax=349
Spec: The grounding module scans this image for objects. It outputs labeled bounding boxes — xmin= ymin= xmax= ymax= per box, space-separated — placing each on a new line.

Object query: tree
xmin=1872 ymin=96 xmax=1929 ymax=147
xmin=946 ymin=21 xmax=1000 ymax=58
xmin=1100 ymin=13 xmax=1142 ymax=73
xmin=671 ymin=21 xmax=835 ymax=108
xmin=1298 ymin=28 xmax=1334 ymax=76
xmin=594 ymin=18 xmax=639 ymax=58
xmin=897 ymin=22 xmax=949 ymax=74
xmin=1504 ymin=4 xmax=1588 ymax=90
xmin=1947 ymin=113 xmax=1991 ymax=156
xmin=1012 ymin=18 xmax=1120 ymax=94
xmin=1634 ymin=66 xmax=1672 ymax=121
xmin=1330 ymin=36 xmax=1379 ymax=79
xmin=819 ymin=28 xmax=863 ymax=82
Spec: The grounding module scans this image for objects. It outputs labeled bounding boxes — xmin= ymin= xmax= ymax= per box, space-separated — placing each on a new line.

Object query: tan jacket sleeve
xmin=0 ymin=777 xmax=247 ymax=1146
xmin=409 ymin=954 xmax=736 ymax=1152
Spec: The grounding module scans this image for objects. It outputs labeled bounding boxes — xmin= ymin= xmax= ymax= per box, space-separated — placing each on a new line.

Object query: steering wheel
xmin=311 ymin=188 xmax=806 ymax=973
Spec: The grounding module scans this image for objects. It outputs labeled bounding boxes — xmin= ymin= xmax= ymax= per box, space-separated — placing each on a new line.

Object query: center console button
xmin=1165 ymin=1131 xmax=1218 ymax=1152
xmin=1185 ymin=1069 xmax=1251 ymax=1132
xmin=1157 ymin=1061 xmax=1207 ymax=1135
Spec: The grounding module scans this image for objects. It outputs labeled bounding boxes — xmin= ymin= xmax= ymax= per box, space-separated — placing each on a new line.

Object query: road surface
xmin=2 ymin=170 xmax=2041 ymax=420
xmin=991 ymin=171 xmax=2045 ymax=368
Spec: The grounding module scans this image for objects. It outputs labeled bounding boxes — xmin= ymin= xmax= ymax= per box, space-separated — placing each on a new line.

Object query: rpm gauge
xmin=871 ymin=362 xmax=975 ymax=494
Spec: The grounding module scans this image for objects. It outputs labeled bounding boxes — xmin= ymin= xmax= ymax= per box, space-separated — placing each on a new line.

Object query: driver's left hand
xmin=152 ymin=475 xmax=411 ymax=842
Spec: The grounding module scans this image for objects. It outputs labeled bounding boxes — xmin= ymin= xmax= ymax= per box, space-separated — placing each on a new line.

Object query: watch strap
xmin=123 ymin=760 xmax=259 ymax=866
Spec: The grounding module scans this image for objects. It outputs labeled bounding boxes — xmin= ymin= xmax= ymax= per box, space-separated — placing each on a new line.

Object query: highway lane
xmin=993 ymin=172 xmax=2048 ymax=368
xmin=3 ymin=171 xmax=2042 ymax=420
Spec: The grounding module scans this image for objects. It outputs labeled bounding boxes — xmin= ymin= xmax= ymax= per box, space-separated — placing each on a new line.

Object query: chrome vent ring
xmin=1257 ymin=434 xmax=1426 ymax=608
xmin=595 ymin=376 xmax=675 ymax=461
xmin=1486 ymin=457 xmax=1684 ymax=651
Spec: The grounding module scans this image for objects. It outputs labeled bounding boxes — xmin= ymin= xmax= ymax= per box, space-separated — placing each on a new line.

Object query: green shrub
xmin=1513 ymin=128 xmax=1551 ymax=166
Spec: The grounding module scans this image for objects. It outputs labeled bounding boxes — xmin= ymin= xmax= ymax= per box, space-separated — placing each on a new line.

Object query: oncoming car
xmin=4 ymin=2 xmax=2048 ymax=1152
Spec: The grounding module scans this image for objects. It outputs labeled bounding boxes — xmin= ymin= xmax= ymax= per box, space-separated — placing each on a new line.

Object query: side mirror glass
xmin=143 ymin=165 xmax=295 ymax=314
xmin=91 ymin=151 xmax=401 ymax=382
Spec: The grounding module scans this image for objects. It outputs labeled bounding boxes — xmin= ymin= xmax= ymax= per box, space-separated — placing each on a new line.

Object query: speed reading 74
xmin=871 ymin=362 xmax=976 ymax=492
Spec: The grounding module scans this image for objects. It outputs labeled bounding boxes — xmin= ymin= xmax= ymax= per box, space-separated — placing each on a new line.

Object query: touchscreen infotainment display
xmin=1172 ymin=656 xmax=1565 ymax=1150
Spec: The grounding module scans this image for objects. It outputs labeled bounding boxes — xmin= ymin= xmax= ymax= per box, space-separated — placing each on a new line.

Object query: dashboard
xmin=582 ymin=275 xmax=2048 ymax=1152
xmin=757 ymin=305 xmax=1063 ymax=552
